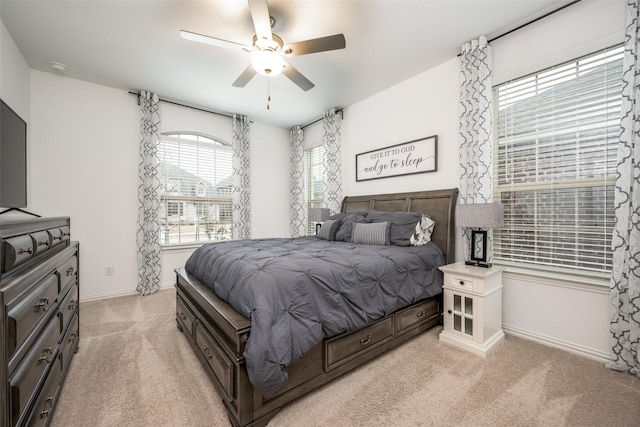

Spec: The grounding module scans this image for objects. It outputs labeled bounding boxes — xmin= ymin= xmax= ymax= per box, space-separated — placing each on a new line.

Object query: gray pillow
xmin=366 ymin=211 xmax=422 ymax=247
xmin=351 ymin=221 xmax=390 ymax=245
xmin=317 ymin=219 xmax=341 ymax=241
xmin=329 ymin=212 xmax=368 ymax=242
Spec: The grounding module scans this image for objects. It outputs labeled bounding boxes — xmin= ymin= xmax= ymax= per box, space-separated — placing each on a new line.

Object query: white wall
xmin=337 ymin=0 xmax=626 ymax=361
xmin=28 ymin=70 xmax=289 ymax=300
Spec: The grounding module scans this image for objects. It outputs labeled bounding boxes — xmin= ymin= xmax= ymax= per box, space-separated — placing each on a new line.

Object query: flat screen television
xmin=1 ymin=98 xmax=28 ymax=209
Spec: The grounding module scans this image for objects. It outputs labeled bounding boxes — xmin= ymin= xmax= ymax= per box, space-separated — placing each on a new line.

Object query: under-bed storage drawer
xmin=195 ymin=320 xmax=234 ymax=399
xmin=176 ymin=294 xmax=196 ymax=337
xmin=325 ymin=317 xmax=394 ymax=371
xmin=395 ymin=298 xmax=440 ymax=335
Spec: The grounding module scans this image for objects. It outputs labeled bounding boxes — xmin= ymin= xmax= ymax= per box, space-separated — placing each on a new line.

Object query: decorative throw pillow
xmin=317 ymin=219 xmax=341 ymax=241
xmin=351 ymin=221 xmax=391 ymax=245
xmin=329 ymin=212 xmax=369 ymax=242
xmin=366 ymin=211 xmax=422 ymax=246
xmin=410 ymin=215 xmax=436 ymax=246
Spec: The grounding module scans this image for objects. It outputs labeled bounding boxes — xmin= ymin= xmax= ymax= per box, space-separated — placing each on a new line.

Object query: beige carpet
xmin=51 ymin=288 xmax=640 ymax=427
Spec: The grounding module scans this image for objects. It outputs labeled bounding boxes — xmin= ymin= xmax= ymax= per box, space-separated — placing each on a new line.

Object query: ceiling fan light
xmin=252 ymin=50 xmax=285 ymax=77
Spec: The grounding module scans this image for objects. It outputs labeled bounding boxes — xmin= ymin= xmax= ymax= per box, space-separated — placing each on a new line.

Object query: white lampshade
xmin=308 ymin=208 xmax=330 ymax=222
xmin=252 ymin=50 xmax=285 ymax=76
xmin=456 ymin=203 xmax=504 ymax=228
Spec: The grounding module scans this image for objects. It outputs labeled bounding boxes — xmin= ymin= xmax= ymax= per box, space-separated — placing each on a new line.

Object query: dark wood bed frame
xmin=175 ymin=188 xmax=458 ymax=426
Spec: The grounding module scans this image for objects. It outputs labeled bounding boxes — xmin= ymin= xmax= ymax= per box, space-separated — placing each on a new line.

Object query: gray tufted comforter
xmin=185 ymin=237 xmax=444 ymax=397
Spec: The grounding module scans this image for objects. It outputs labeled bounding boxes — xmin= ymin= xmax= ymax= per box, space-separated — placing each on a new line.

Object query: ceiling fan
xmin=180 ymin=0 xmax=346 ymax=91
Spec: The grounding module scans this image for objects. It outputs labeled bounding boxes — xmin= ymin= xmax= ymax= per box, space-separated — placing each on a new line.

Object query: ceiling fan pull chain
xmin=267 ymin=79 xmax=271 ymax=110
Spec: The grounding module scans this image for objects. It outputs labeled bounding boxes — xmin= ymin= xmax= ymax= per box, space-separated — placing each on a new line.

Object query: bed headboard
xmin=340 ymin=188 xmax=458 ymax=264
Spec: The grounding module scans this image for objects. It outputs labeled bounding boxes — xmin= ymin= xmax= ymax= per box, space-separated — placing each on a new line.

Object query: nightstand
xmin=438 ymin=261 xmax=504 ymax=357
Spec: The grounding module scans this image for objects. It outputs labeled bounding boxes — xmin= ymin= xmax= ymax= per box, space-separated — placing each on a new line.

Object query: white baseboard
xmin=503 ymin=324 xmax=613 ymax=364
xmin=79 ymin=282 xmax=175 ymax=302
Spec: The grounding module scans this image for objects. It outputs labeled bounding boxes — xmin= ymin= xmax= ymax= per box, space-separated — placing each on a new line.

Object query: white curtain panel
xmin=608 ymin=0 xmax=640 ymax=378
xmin=458 ymin=35 xmax=494 ymax=261
xmin=136 ymin=90 xmax=161 ymax=296
xmin=232 ymin=114 xmax=251 ymax=240
xmin=289 ymin=126 xmax=306 ymax=237
xmin=322 ymin=108 xmax=342 ymax=214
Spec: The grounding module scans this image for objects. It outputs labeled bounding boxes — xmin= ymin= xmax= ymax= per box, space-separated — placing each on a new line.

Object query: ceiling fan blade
xmin=283 ymin=34 xmax=346 ymax=56
xmin=180 ymin=30 xmax=251 ymax=53
xmin=232 ymin=65 xmax=258 ymax=87
xmin=282 ymin=63 xmax=315 ymax=91
xmin=248 ymin=0 xmax=273 ymax=42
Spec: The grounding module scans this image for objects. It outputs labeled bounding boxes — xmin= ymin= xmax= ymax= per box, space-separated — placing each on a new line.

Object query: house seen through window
xmin=158 ymin=132 xmax=233 ymax=246
xmin=493 ymin=45 xmax=623 ymax=273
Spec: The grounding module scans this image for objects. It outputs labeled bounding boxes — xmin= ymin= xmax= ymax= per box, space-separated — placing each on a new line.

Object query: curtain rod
xmin=457 ymin=0 xmax=582 ymax=56
xmin=301 ymin=108 xmax=344 ymax=130
xmin=128 ymin=91 xmax=237 ymax=120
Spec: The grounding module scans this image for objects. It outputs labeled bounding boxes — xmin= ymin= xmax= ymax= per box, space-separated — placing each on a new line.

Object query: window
xmin=493 ymin=46 xmax=623 ymax=273
xmin=158 ymin=133 xmax=233 ymax=246
xmin=305 ymin=144 xmax=326 ymax=235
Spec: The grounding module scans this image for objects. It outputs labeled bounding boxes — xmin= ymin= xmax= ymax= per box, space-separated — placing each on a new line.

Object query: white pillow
xmin=410 ymin=215 xmax=436 ymax=246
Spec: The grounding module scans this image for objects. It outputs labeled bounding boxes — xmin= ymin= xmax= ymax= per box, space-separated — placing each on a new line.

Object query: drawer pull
xmin=66 ymin=267 xmax=75 ymax=276
xmin=359 ymin=333 xmax=372 ymax=346
xmin=179 ymin=312 xmax=187 ymax=321
xmin=416 ymin=309 xmax=426 ymax=319
xmin=38 ymin=346 xmax=53 ymax=364
xmin=18 ymin=247 xmax=33 ymax=255
xmin=34 ymin=296 xmax=50 ymax=312
xmin=68 ymin=300 xmax=77 ymax=311
xmin=203 ymin=346 xmax=213 ymax=359
xmin=459 ymin=280 xmax=465 ymax=285
xmin=37 ymin=240 xmax=50 ymax=247
xmin=68 ymin=333 xmax=77 ymax=343
xmin=40 ymin=396 xmax=54 ymax=418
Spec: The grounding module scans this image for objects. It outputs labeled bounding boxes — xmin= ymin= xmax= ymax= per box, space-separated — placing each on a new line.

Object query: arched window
xmin=158 ymin=132 xmax=232 ymax=246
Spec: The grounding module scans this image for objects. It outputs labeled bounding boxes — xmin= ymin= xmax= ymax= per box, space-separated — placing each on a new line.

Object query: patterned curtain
xmin=289 ymin=125 xmax=306 ymax=237
xmin=136 ymin=90 xmax=161 ymax=296
xmin=322 ymin=108 xmax=342 ymax=214
xmin=458 ymin=36 xmax=494 ymax=261
xmin=607 ymin=0 xmax=640 ymax=378
xmin=232 ymin=114 xmax=251 ymax=240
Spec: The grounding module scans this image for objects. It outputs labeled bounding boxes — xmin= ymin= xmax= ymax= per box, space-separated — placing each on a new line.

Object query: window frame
xmin=158 ymin=132 xmax=233 ymax=248
xmin=305 ymin=144 xmax=326 ymax=235
xmin=492 ymin=45 xmax=623 ymax=275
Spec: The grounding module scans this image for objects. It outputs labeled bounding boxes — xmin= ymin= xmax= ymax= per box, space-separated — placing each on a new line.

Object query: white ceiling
xmin=1 ymin=0 xmax=571 ymax=128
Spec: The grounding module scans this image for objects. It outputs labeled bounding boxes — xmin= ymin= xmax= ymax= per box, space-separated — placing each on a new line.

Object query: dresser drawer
xmin=195 ymin=320 xmax=234 ymax=399
xmin=47 ymin=227 xmax=65 ymax=248
xmin=25 ymin=355 xmax=62 ymax=427
xmin=325 ymin=317 xmax=394 ymax=370
xmin=29 ymin=231 xmax=52 ymax=257
xmin=60 ymin=311 xmax=79 ymax=373
xmin=395 ymin=298 xmax=439 ymax=335
xmin=448 ymin=274 xmax=474 ymax=292
xmin=7 ymin=274 xmax=59 ymax=362
xmin=176 ymin=294 xmax=196 ymax=337
xmin=58 ymin=254 xmax=78 ymax=293
xmin=9 ymin=316 xmax=60 ymax=424
xmin=58 ymin=283 xmax=78 ymax=334
xmin=2 ymin=234 xmax=34 ymax=273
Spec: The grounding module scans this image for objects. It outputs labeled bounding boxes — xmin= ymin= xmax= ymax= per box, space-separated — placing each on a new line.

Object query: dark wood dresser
xmin=0 ymin=217 xmax=79 ymax=427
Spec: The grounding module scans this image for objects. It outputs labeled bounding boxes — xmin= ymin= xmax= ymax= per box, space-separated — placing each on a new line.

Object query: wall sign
xmin=355 ymin=135 xmax=437 ymax=181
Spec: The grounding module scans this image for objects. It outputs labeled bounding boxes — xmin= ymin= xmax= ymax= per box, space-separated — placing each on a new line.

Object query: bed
xmin=175 ymin=188 xmax=458 ymax=427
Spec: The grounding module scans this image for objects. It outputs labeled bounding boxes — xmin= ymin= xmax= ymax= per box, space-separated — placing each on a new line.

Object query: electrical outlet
xmin=105 ymin=265 xmax=114 ymax=276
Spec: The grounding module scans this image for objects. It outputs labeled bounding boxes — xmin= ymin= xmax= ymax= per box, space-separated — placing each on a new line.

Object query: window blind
xmin=305 ymin=145 xmax=326 ymax=235
xmin=158 ymin=133 xmax=233 ymax=246
xmin=493 ymin=45 xmax=623 ymax=273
